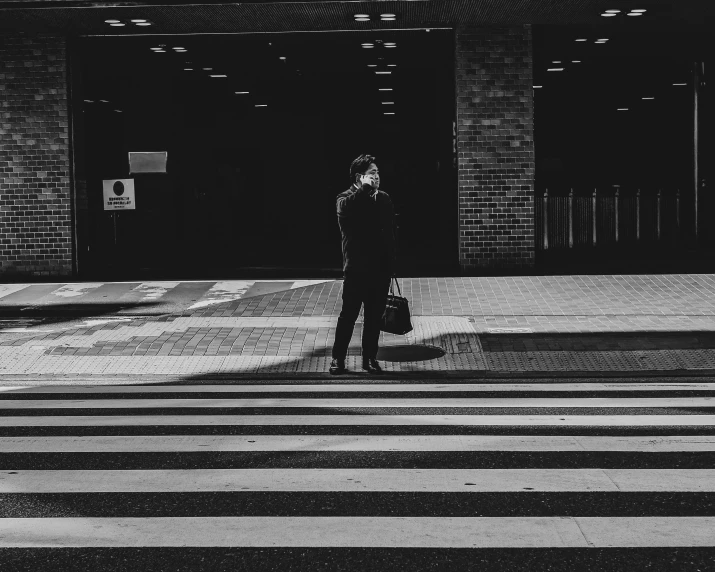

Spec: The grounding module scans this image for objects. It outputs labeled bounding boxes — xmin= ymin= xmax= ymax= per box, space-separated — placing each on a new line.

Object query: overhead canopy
xmin=0 ymin=0 xmax=713 ymax=36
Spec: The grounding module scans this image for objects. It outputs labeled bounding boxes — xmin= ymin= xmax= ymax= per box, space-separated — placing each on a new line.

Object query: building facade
xmin=0 ymin=1 xmax=710 ymax=278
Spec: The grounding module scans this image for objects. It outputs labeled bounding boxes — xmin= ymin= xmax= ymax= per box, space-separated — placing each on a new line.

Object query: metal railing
xmin=535 ymin=188 xmax=682 ymax=251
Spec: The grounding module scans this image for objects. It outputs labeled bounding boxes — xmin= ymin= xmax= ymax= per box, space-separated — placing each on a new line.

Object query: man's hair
xmin=350 ymin=154 xmax=376 ymax=183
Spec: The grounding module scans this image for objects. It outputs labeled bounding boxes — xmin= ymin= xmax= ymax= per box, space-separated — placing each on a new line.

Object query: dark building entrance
xmin=72 ymin=30 xmax=457 ymax=279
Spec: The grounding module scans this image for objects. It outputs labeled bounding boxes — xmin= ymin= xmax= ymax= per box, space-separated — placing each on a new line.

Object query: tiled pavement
xmin=3 ymin=275 xmax=715 ymax=378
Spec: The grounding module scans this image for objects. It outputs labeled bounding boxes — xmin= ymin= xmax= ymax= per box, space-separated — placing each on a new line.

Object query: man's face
xmin=360 ymin=163 xmax=380 ymax=187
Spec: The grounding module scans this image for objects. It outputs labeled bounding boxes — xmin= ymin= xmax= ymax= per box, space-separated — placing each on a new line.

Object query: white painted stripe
xmin=0 ymin=397 xmax=711 ymax=409
xmin=2 ymin=383 xmax=714 ymax=394
xmin=1 ymin=469 xmax=712 ymax=494
xmin=0 ymin=415 xmax=712 ymax=427
xmin=129 ymin=282 xmax=180 ymax=301
xmin=0 ymin=284 xmax=32 ymax=300
xmin=2 ymin=435 xmax=714 ymax=453
xmin=48 ymin=283 xmax=103 ymax=298
xmin=2 ymin=517 xmax=713 ymax=547
xmin=187 ymin=281 xmax=254 ymax=310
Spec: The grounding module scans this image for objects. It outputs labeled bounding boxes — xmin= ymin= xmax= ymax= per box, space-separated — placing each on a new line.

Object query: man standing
xmin=330 ymin=154 xmax=396 ymax=375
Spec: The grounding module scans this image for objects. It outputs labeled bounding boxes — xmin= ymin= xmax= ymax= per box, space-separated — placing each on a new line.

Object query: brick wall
xmin=0 ymin=34 xmax=73 ymax=277
xmin=456 ymin=25 xmax=535 ymax=270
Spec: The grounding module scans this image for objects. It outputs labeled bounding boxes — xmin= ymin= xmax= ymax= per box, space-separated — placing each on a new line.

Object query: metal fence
xmin=535 ymin=188 xmax=682 ymax=251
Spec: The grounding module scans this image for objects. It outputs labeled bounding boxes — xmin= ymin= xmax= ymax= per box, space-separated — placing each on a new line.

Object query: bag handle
xmin=391 ymin=276 xmax=402 ymax=297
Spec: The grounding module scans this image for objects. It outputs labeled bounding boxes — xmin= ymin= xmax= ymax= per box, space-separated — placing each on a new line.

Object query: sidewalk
xmin=2 ymin=275 xmax=715 ymax=380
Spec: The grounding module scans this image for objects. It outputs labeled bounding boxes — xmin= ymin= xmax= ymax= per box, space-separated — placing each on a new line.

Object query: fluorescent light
xmin=136 ymin=23 xmax=152 ymax=26
xmin=575 ymin=38 xmax=587 ymax=42
xmin=99 ymin=100 xmax=109 ymax=103
xmin=172 ymin=47 xmax=184 ymax=50
xmin=382 ymin=17 xmax=396 ymax=21
xmin=279 ymin=57 xmax=286 ymax=60
xmin=533 ymin=86 xmax=542 ymax=89
xmin=355 ymin=17 xmax=370 ymax=22
xmin=673 ymin=83 xmax=687 ymax=86
xmin=202 ymin=68 xmax=212 ymax=71
xmin=617 ymin=108 xmax=628 ymax=111
xmin=605 ymin=9 xmax=621 ymax=13
xmin=375 ymin=71 xmax=391 ymax=75
xmin=547 ymin=68 xmax=564 ymax=72
xmin=388 ymin=64 xmax=396 ymax=67
xmin=384 ymin=42 xmax=396 ymax=46
xmin=210 ymin=75 xmax=227 ymax=78
xmin=131 ymin=19 xmax=147 ymax=23
xmin=552 ymin=61 xmax=561 ymax=64
xmin=367 ymin=65 xmax=377 ymax=68
xmin=183 ymin=68 xmax=193 ymax=71
xmin=627 ymin=12 xmax=643 ymax=16
xmin=572 ymin=60 xmax=581 ymax=63
xmin=175 ymin=49 xmax=187 ymax=53
xmin=631 ymin=9 xmax=647 ymax=13
xmin=235 ymin=91 xmax=249 ymax=94
xmin=150 ymin=47 xmax=162 ymax=51
xmin=379 ymin=88 xmax=393 ymax=91
xmin=601 ymin=13 xmax=617 ymax=17
xmin=384 ymin=112 xmax=395 ymax=115
xmin=597 ymin=38 xmax=609 ymax=41
xmin=109 ymin=23 xmax=125 ymax=27
xmin=354 ymin=14 xmax=369 ymax=18
xmin=642 ymin=97 xmax=655 ymax=100
xmin=382 ymin=102 xmax=394 ymax=104
xmin=83 ymin=99 xmax=94 ymax=103
xmin=255 ymin=104 xmax=267 ymax=107
xmin=105 ymin=19 xmax=121 ymax=24
xmin=114 ymin=110 xmax=122 ymax=113
xmin=380 ymin=13 xmax=396 ymax=18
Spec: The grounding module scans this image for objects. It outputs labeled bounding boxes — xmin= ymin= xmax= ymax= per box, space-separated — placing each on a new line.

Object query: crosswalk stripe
xmin=2 ymin=383 xmax=714 ymax=393
xmin=2 ymin=435 xmax=714 ymax=452
xmin=1 ymin=414 xmax=713 ymax=426
xmin=1 ymin=517 xmax=713 ymax=548
xmin=1 ymin=397 xmax=712 ymax=409
xmin=2 ymin=469 xmax=713 ymax=493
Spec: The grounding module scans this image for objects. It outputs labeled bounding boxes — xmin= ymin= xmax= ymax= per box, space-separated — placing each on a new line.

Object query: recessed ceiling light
xmin=547 ymin=68 xmax=564 ymax=72
xmin=105 ymin=19 xmax=121 ymax=24
xmin=109 ymin=23 xmax=125 ymax=27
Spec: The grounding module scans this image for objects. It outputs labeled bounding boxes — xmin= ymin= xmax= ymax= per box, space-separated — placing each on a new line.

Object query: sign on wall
xmin=129 ymin=151 xmax=168 ymax=174
xmin=102 ymin=179 xmax=136 ymax=210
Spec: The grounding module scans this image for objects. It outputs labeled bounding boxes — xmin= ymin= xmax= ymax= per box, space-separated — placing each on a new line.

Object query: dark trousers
xmin=332 ymin=272 xmax=391 ymax=360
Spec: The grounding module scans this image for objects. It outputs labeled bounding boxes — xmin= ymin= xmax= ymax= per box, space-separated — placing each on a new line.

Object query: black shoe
xmin=362 ymin=358 xmax=383 ymax=374
xmin=329 ymin=358 xmax=347 ymax=375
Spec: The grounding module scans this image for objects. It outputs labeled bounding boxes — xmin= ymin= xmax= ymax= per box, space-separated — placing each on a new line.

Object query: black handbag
xmin=381 ymin=277 xmax=413 ymax=335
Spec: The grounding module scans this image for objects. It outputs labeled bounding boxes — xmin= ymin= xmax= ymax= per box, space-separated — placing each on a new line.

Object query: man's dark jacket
xmin=336 ymin=182 xmax=396 ymax=276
